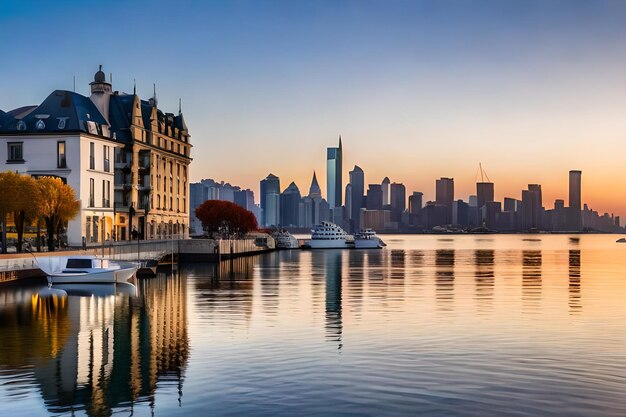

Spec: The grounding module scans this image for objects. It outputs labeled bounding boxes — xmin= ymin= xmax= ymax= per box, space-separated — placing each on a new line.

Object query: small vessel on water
xmin=617 ymin=238 xmax=626 ymax=243
xmin=305 ymin=221 xmax=352 ymax=249
xmin=36 ymin=256 xmax=138 ymax=285
xmin=273 ymin=229 xmax=300 ymax=249
xmin=354 ymin=229 xmax=386 ymax=249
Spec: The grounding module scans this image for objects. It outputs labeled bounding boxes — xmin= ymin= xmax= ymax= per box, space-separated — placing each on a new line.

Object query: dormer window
xmin=57 ymin=117 xmax=68 ymax=129
xmin=16 ymin=121 xmax=26 ymax=131
xmin=35 ymin=120 xmax=45 ymax=130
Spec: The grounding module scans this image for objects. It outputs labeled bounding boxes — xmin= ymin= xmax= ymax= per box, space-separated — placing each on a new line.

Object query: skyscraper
xmin=308 ymin=171 xmax=322 ymax=198
xmin=344 ymin=184 xmax=352 ymax=220
xmin=568 ymin=170 xmax=582 ymax=231
xmin=366 ymin=184 xmax=383 ymax=210
xmin=260 ymin=173 xmax=280 ymax=227
xmin=436 ymin=177 xmax=454 ymax=224
xmin=408 ymin=192 xmax=423 ymax=215
xmin=476 ymin=182 xmax=494 ymax=209
xmin=569 ymin=170 xmax=582 ymax=210
xmin=390 ymin=182 xmax=406 ymax=223
xmin=280 ymin=182 xmax=301 ymax=227
xmin=522 ymin=184 xmax=543 ymax=230
xmin=326 ymin=136 xmax=343 ymax=208
xmin=349 ymin=165 xmax=364 ymax=231
xmin=381 ymin=177 xmax=391 ymax=206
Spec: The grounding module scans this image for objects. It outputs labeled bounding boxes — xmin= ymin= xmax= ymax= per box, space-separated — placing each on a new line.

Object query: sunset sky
xmin=1 ymin=0 xmax=625 ymax=217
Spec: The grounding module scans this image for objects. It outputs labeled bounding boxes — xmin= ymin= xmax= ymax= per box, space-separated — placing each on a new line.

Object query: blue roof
xmin=0 ymin=90 xmax=108 ymax=135
xmin=108 ymin=94 xmax=135 ymax=143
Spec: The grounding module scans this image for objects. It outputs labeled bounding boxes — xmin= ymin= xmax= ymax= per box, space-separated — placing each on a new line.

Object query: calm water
xmin=1 ymin=235 xmax=625 ymax=416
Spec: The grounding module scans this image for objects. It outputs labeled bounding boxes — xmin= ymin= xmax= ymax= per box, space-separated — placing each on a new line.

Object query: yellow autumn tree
xmin=0 ymin=172 xmax=22 ymax=253
xmin=36 ymin=177 xmax=80 ymax=252
xmin=11 ymin=174 xmax=40 ymax=252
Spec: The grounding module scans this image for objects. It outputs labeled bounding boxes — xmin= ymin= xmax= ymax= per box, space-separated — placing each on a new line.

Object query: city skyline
xmin=1 ymin=1 xmax=626 ymax=218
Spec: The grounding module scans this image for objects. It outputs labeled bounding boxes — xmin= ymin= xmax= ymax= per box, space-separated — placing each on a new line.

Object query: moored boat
xmin=273 ymin=230 xmax=299 ymax=249
xmin=354 ymin=229 xmax=386 ymax=249
xmin=306 ymin=221 xmax=352 ymax=249
xmin=36 ymin=256 xmax=138 ymax=285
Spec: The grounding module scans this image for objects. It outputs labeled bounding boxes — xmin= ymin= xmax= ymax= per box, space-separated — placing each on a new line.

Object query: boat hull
xmin=354 ymin=239 xmax=384 ymax=249
xmin=307 ymin=240 xmax=352 ymax=249
xmin=49 ymin=266 xmax=137 ymax=285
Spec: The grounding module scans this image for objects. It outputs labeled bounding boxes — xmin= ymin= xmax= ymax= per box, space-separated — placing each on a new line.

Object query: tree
xmin=195 ymin=200 xmax=258 ymax=238
xmin=35 ymin=177 xmax=80 ymax=252
xmin=0 ymin=172 xmax=22 ymax=253
xmin=12 ymin=174 xmax=40 ymax=252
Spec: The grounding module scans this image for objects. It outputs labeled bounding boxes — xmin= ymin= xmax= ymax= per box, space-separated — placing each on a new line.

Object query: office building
xmin=366 ymin=184 xmax=383 ymax=210
xmin=280 ymin=182 xmax=301 ymax=227
xmin=326 ymin=136 xmax=342 ymax=208
xmin=349 ymin=165 xmax=364 ymax=232
xmin=381 ymin=177 xmax=391 ymax=206
xmin=476 ymin=182 xmax=494 ymax=209
xmin=260 ymin=173 xmax=280 ymax=227
xmin=435 ymin=177 xmax=454 ymax=224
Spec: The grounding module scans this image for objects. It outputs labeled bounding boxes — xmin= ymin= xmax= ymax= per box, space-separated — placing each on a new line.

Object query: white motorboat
xmin=36 ymin=256 xmax=138 ymax=285
xmin=305 ymin=221 xmax=352 ymax=249
xmin=273 ymin=230 xmax=300 ymax=249
xmin=354 ymin=229 xmax=386 ymax=249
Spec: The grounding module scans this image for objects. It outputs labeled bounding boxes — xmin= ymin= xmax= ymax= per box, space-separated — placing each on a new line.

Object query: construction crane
xmin=476 ymin=162 xmax=492 ymax=183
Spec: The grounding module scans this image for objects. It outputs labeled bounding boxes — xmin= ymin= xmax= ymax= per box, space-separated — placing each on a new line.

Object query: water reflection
xmin=435 ymin=249 xmax=455 ymax=307
xmin=569 ymin=250 xmax=582 ymax=314
xmin=522 ymin=250 xmax=542 ymax=313
xmin=474 ymin=250 xmax=495 ymax=313
xmin=324 ymin=251 xmax=343 ymax=348
xmin=3 ymin=235 xmax=625 ymax=417
xmin=0 ymin=271 xmax=189 ymax=417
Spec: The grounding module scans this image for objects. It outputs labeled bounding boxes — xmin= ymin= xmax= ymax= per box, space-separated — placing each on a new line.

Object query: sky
xmin=1 ymin=0 xmax=626 ymax=217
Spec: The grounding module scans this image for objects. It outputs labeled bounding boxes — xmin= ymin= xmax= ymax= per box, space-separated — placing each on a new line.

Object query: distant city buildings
xmin=188 ymin=140 xmax=621 ymax=235
xmin=189 ymin=178 xmax=261 ymax=234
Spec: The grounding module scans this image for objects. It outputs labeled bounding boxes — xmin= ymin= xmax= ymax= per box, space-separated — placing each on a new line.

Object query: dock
xmin=0 ymin=236 xmax=276 ymax=285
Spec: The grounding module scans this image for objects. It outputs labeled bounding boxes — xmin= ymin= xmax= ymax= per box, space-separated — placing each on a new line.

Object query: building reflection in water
xmin=0 ymin=289 xmax=69 ymax=368
xmin=522 ymin=250 xmax=542 ymax=313
xmin=435 ymin=249 xmax=455 ymax=308
xmin=0 ymin=269 xmax=189 ymax=417
xmin=189 ymin=257 xmax=255 ymax=326
xmin=259 ymin=251 xmax=281 ymax=318
xmin=324 ymin=251 xmax=343 ymax=349
xmin=346 ymin=250 xmax=365 ymax=317
xmin=569 ymin=250 xmax=582 ymax=314
xmin=474 ymin=250 xmax=495 ymax=314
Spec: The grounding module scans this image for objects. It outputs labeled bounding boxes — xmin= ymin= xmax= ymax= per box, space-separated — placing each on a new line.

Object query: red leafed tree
xmin=195 ymin=200 xmax=258 ymax=238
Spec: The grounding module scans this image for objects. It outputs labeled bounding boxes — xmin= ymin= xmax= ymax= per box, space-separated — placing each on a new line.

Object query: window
xmin=103 ymin=145 xmax=110 ymax=172
xmin=170 ymin=197 xmax=173 ymax=212
xmin=157 ymin=195 xmax=161 ymax=209
xmin=89 ymin=178 xmax=95 ymax=207
xmin=57 ymin=141 xmax=66 ymax=168
xmin=102 ymin=180 xmax=111 ymax=207
xmin=89 ymin=142 xmax=95 ymax=169
xmin=7 ymin=142 xmax=23 ymax=162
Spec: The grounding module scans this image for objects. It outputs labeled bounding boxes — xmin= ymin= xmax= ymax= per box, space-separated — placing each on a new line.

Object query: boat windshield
xmin=66 ymin=259 xmax=93 ymax=269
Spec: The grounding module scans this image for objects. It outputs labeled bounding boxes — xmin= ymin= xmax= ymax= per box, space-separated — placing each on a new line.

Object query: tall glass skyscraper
xmin=260 ymin=173 xmax=281 ymax=227
xmin=326 ymin=136 xmax=342 ymax=208
xmin=349 ymin=165 xmax=364 ymax=232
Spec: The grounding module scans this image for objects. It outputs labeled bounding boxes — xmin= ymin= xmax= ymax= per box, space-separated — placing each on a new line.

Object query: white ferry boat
xmin=273 ymin=230 xmax=300 ymax=249
xmin=354 ymin=229 xmax=386 ymax=249
xmin=306 ymin=221 xmax=352 ymax=249
xmin=36 ymin=256 xmax=138 ymax=285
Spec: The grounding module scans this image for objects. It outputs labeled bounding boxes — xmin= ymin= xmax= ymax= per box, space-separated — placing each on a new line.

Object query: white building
xmin=0 ymin=90 xmax=120 ymax=246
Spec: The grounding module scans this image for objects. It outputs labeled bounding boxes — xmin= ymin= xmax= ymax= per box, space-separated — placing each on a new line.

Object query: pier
xmin=0 ymin=236 xmax=275 ymax=285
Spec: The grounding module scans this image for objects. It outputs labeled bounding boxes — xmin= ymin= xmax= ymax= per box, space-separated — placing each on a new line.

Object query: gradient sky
xmin=1 ymin=1 xmax=625 ymax=217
